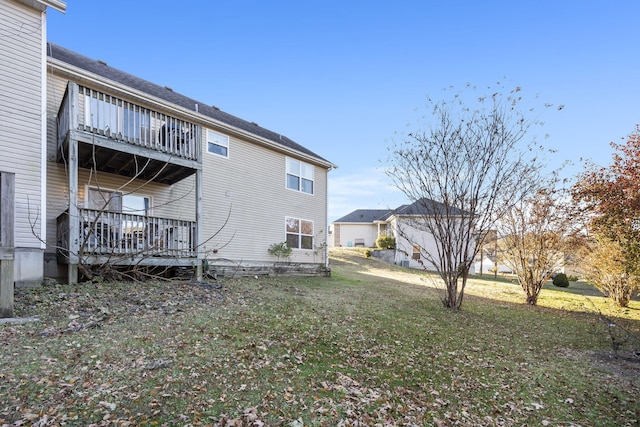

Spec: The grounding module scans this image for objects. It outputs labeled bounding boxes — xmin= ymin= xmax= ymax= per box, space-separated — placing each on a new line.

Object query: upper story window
xmin=207 ymin=129 xmax=229 ymax=158
xmin=286 ymin=157 xmax=314 ymax=194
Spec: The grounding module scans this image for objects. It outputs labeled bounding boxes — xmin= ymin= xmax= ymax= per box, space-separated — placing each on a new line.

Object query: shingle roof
xmin=394 ymin=198 xmax=468 ymax=216
xmin=47 ymin=43 xmax=332 ymax=166
xmin=333 ymin=199 xmax=469 ymax=223
xmin=333 ymin=209 xmax=392 ymax=223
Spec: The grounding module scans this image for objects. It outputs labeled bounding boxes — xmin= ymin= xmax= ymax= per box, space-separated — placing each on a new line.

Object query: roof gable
xmin=334 ymin=198 xmax=470 ymax=224
xmin=393 ymin=198 xmax=469 ymax=217
xmin=47 ymin=43 xmax=332 ymax=167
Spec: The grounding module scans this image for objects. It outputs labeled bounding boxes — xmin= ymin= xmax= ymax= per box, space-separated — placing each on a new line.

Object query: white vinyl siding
xmin=333 ymin=223 xmax=379 ymax=248
xmin=201 ymin=134 xmax=328 ymax=264
xmin=0 ymin=0 xmax=44 ymax=248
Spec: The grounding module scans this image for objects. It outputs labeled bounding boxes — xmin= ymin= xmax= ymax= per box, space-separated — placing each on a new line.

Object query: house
xmin=330 ymin=209 xmax=391 ymax=248
xmin=0 ymin=0 xmax=66 ymax=287
xmin=332 ymin=199 xmax=475 ymax=270
xmin=45 ymin=44 xmax=336 ymax=283
xmin=2 ymin=0 xmax=335 ymax=286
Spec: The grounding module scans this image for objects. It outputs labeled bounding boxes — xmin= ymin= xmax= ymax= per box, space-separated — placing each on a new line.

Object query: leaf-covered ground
xmin=1 ymin=248 xmax=638 ymax=426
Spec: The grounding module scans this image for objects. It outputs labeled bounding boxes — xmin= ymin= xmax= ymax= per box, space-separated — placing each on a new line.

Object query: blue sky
xmin=47 ymin=1 xmax=640 ymax=222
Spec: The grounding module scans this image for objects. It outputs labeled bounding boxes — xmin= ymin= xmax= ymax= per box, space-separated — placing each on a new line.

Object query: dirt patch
xmin=589 ymin=350 xmax=640 ymax=386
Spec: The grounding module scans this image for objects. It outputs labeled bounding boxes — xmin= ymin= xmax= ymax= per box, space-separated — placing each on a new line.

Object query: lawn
xmin=0 ymin=248 xmax=638 ymax=426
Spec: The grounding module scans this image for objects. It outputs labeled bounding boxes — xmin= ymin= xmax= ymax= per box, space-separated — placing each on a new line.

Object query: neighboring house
xmin=331 ymin=209 xmax=391 ymax=248
xmin=333 ymin=199 xmax=475 ymax=270
xmin=0 ymin=0 xmax=66 ymax=286
xmin=473 ymin=255 xmax=513 ymax=275
xmin=44 ymin=44 xmax=335 ymax=283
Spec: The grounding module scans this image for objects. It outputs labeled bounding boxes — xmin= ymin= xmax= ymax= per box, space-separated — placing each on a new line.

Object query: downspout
xmin=325 ymin=167 xmax=330 ymax=270
xmin=324 ymin=163 xmax=337 ymax=270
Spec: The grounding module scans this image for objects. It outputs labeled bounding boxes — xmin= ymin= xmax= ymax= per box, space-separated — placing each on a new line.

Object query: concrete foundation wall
xmin=14 ymin=248 xmax=43 ymax=287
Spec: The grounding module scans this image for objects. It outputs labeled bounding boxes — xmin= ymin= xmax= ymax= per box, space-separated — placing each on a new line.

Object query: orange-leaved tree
xmin=572 ymin=125 xmax=640 ymax=307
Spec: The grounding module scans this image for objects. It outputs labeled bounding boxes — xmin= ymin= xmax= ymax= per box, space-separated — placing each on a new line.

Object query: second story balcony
xmin=57 ymin=82 xmax=201 ymax=185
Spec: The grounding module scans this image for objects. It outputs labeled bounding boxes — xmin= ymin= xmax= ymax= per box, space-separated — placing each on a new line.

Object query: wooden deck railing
xmin=57 ymin=209 xmax=196 ymax=259
xmin=57 ymin=83 xmax=199 ymax=161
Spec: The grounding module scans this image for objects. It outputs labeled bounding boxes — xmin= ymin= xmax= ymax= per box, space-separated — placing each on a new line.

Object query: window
xmin=286 ymin=217 xmax=314 ymax=250
xmin=87 ymin=187 xmax=121 ymax=211
xmin=412 ymin=245 xmax=421 ymax=261
xmin=207 ymin=129 xmax=229 ymax=157
xmin=286 ymin=157 xmax=314 ymax=194
xmin=122 ymin=194 xmax=150 ymax=216
xmin=87 ymin=188 xmax=149 ymax=215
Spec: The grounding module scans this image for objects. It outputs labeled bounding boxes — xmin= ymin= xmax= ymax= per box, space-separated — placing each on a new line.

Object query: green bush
xmin=552 ymin=273 xmax=570 ymax=288
xmin=567 ymin=274 xmax=579 ymax=282
xmin=268 ymin=242 xmax=292 ymax=261
xmin=364 ymin=248 xmax=372 ymax=258
xmin=375 ymin=236 xmax=396 ymax=250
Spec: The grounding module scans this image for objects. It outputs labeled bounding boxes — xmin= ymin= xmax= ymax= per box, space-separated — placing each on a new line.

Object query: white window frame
xmin=286 ymin=157 xmax=314 ymax=195
xmin=206 ymin=129 xmax=229 ymax=158
xmin=412 ymin=245 xmax=421 ymax=261
xmin=285 ymin=216 xmax=314 ymax=250
xmin=85 ymin=186 xmax=151 ymax=215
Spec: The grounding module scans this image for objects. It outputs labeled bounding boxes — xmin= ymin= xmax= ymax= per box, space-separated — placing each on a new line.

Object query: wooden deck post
xmin=67 ymin=83 xmax=79 ymax=285
xmin=0 ymin=172 xmax=15 ymax=318
xmin=195 ymin=127 xmax=203 ymax=281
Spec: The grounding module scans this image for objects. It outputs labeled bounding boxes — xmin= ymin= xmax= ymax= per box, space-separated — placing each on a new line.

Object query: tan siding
xmin=201 ymin=131 xmax=329 ymax=264
xmin=0 ymin=0 xmax=43 ymax=248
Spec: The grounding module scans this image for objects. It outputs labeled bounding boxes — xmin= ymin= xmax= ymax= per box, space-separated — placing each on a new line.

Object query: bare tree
xmin=497 ymin=188 xmax=580 ymax=305
xmin=386 ymin=83 xmax=555 ymax=309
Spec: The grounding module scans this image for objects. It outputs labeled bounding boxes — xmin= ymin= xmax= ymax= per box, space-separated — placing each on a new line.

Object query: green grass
xmin=0 ymin=248 xmax=638 ymax=426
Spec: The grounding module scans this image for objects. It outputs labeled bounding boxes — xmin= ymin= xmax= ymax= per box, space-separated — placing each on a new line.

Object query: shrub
xmin=567 ymin=274 xmax=579 ymax=282
xmin=268 ymin=242 xmax=292 ymax=261
xmin=375 ymin=236 xmax=396 ymax=250
xmin=364 ymin=248 xmax=372 ymax=258
xmin=552 ymin=273 xmax=570 ymax=288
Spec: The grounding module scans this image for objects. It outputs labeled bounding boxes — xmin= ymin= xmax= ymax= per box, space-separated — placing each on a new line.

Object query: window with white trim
xmin=207 ymin=129 xmax=229 ymax=158
xmin=286 ymin=157 xmax=314 ymax=194
xmin=86 ymin=187 xmax=150 ymax=215
xmin=286 ymin=217 xmax=314 ymax=250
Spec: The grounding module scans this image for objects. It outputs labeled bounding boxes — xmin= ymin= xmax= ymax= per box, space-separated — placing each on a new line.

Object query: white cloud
xmin=327 ymin=167 xmax=407 ymax=222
